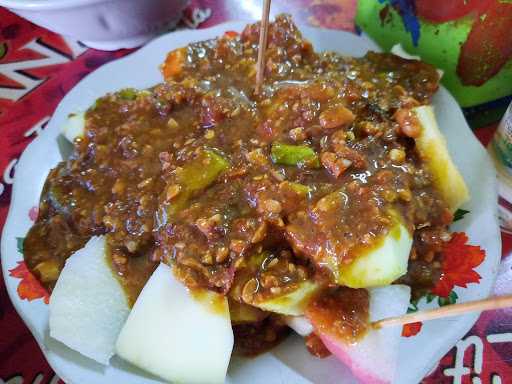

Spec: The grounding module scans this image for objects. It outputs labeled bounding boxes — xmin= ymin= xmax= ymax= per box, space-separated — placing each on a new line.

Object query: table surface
xmin=1 ymin=1 xmax=512 ymax=383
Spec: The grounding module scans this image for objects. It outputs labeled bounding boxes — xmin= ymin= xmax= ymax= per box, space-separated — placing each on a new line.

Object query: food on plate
xmin=251 ymin=280 xmax=319 ymax=316
xmin=229 ymin=299 xmax=268 ymax=324
xmin=61 ymin=111 xmax=85 ymax=142
xmin=22 ymin=14 xmax=471 ymax=383
xmin=116 ymin=263 xmax=233 ymax=384
xmin=335 ymin=217 xmax=412 ymax=288
xmin=304 ymin=285 xmax=411 ymax=384
xmin=49 ymin=236 xmax=130 ymax=364
xmin=286 ymin=285 xmax=411 ymax=383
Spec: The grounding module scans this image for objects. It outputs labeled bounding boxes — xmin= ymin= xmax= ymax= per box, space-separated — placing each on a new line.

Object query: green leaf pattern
xmin=16 ymin=237 xmax=25 ymax=255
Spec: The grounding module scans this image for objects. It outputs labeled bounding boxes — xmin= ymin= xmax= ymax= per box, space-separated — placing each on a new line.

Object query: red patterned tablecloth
xmin=1 ymin=1 xmax=511 ymax=383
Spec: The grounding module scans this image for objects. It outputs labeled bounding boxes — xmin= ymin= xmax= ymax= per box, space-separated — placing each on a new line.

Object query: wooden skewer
xmin=373 ymin=294 xmax=512 ymax=329
xmin=255 ymin=0 xmax=272 ymax=94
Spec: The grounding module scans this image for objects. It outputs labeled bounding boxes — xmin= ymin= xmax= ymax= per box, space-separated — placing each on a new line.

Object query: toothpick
xmin=255 ymin=0 xmax=272 ymax=94
xmin=373 ymin=294 xmax=512 ymax=329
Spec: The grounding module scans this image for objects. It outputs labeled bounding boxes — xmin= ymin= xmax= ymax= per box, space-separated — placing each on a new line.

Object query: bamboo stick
xmin=373 ymin=295 xmax=512 ymax=329
xmin=255 ymin=0 xmax=272 ymax=94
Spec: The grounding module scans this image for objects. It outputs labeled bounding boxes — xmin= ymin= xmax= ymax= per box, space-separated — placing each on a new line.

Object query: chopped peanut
xmin=394 ymin=108 xmax=421 ymax=138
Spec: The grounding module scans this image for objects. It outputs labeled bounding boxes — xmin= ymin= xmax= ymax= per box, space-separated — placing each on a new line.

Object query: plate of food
xmin=1 ymin=14 xmax=501 ymax=384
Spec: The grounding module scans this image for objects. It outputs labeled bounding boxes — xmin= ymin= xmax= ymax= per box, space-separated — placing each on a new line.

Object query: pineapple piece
xmin=413 ymin=105 xmax=469 ymax=211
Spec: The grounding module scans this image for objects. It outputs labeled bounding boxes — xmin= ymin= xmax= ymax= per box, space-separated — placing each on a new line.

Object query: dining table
xmin=1 ymin=1 xmax=512 ymax=383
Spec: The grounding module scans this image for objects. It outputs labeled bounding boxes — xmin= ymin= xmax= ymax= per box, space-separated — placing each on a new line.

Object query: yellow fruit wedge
xmin=252 ymin=281 xmax=320 ymax=316
xmin=413 ymin=106 xmax=470 ymax=211
xmin=337 ymin=222 xmax=413 ymax=288
xmin=229 ymin=300 xmax=268 ymax=324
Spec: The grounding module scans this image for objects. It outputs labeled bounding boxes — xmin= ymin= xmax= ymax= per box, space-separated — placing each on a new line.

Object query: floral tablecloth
xmin=1 ymin=1 xmax=511 ymax=383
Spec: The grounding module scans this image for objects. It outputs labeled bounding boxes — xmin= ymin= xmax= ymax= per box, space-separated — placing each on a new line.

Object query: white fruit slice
xmin=61 ymin=112 xmax=85 ymax=143
xmin=337 ymin=222 xmax=413 ymax=288
xmin=312 ymin=285 xmax=411 ymax=384
xmin=252 ymin=281 xmax=319 ymax=316
xmin=49 ymin=236 xmax=130 ymax=365
xmin=413 ymin=105 xmax=469 ymax=211
xmin=285 ymin=315 xmax=314 ymax=337
xmin=115 ymin=263 xmax=234 ymax=384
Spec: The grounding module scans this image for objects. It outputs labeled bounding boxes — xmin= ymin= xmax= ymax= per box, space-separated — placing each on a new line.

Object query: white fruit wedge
xmin=337 ymin=222 xmax=413 ymax=288
xmin=115 ymin=263 xmax=234 ymax=384
xmin=306 ymin=285 xmax=411 ymax=384
xmin=284 ymin=315 xmax=314 ymax=337
xmin=61 ymin=111 xmax=85 ymax=143
xmin=252 ymin=281 xmax=320 ymax=316
xmin=413 ymin=105 xmax=469 ymax=211
xmin=49 ymin=236 xmax=130 ymax=365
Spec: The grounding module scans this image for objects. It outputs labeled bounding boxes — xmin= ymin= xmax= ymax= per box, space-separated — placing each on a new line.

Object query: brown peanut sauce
xmin=24 ymin=15 xmax=451 ymax=355
xmin=305 ymin=287 xmax=370 ymax=344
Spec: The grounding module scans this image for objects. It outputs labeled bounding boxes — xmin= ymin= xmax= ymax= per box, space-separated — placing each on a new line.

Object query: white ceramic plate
xmin=1 ymin=21 xmax=501 ymax=384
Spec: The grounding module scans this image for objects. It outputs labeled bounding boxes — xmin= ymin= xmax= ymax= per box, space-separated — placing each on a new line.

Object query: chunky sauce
xmin=305 ymin=287 xmax=370 ymax=343
xmin=24 ymin=15 xmax=452 ymax=354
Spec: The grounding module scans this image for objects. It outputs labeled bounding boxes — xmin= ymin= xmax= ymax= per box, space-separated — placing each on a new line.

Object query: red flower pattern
xmin=9 ymin=261 xmax=50 ymax=304
xmin=431 ymin=232 xmax=486 ymax=298
xmin=402 ymin=322 xmax=423 ymax=337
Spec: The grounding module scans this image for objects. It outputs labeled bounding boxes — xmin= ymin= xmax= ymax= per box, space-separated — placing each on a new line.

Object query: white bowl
xmin=0 ymin=0 xmax=188 ymax=50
